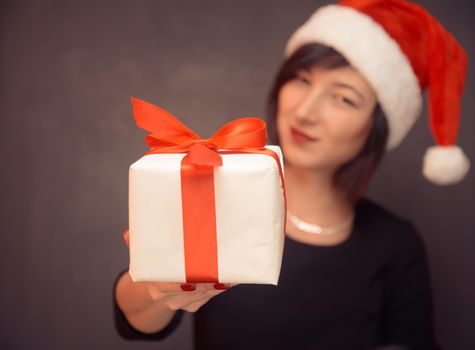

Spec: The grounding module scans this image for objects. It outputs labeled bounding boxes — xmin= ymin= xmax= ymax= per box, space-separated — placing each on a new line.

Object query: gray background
xmin=0 ymin=0 xmax=473 ymax=349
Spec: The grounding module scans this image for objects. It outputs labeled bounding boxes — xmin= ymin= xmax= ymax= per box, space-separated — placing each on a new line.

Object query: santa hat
xmin=285 ymin=0 xmax=470 ymax=185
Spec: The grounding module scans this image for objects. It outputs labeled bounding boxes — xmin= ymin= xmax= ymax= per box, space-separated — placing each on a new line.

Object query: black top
xmin=113 ymin=198 xmax=439 ymax=350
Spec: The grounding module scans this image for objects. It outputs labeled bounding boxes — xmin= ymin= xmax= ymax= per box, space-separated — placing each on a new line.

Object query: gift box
xmin=128 ymin=97 xmax=286 ymax=285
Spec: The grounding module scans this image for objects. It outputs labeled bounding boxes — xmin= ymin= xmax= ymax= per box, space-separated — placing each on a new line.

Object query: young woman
xmin=114 ymin=1 xmax=469 ymax=349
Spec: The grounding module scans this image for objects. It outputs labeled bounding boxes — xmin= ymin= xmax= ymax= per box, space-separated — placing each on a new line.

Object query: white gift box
xmin=128 ymin=145 xmax=285 ymax=285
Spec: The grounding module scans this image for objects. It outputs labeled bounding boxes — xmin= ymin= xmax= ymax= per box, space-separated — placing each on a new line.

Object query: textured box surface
xmin=128 ymin=145 xmax=285 ymax=284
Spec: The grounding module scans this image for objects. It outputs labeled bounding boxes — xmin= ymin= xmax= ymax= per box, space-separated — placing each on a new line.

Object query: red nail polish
xmin=213 ymin=283 xmax=229 ymax=290
xmin=180 ymin=283 xmax=196 ymax=292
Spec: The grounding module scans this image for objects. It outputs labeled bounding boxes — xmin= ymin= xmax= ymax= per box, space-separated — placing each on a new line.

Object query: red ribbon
xmin=131 ymin=97 xmax=287 ymax=283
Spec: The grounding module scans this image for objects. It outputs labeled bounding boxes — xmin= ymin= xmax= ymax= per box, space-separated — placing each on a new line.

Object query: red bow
xmin=131 ymin=96 xmax=268 ymax=167
xmin=130 ymin=97 xmax=286 ymax=282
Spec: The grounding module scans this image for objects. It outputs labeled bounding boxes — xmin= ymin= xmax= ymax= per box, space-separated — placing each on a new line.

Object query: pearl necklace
xmin=287 ymin=211 xmax=355 ymax=235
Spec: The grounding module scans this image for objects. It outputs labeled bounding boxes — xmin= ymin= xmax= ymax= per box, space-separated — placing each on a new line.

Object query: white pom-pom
xmin=422 ymin=145 xmax=471 ymax=185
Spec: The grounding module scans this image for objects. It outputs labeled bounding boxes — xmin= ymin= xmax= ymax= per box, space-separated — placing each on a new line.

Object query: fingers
xmin=148 ymin=282 xmax=195 ymax=294
xmin=213 ymin=283 xmax=231 ymax=290
xmin=178 ymin=284 xmax=234 ymax=312
xmin=122 ymin=229 xmax=130 ymax=247
xmin=147 ymin=282 xmax=235 ymax=313
xmin=148 ymin=282 xmax=234 ymax=294
xmin=181 ymin=296 xmax=213 ymax=313
xmin=147 ymin=284 xmax=165 ymax=301
xmin=165 ymin=289 xmax=221 ymax=313
xmin=180 ymin=283 xmax=196 ymax=292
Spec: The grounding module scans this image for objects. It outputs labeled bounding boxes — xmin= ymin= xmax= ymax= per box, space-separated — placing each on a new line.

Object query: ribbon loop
xmin=131 ymin=97 xmax=267 ymax=157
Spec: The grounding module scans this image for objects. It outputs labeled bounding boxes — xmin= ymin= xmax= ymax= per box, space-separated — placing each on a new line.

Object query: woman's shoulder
xmin=355 ymin=197 xmax=425 ymax=251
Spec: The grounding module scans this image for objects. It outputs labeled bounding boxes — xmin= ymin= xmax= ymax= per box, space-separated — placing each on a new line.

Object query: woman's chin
xmin=284 ymin=156 xmax=330 ymax=172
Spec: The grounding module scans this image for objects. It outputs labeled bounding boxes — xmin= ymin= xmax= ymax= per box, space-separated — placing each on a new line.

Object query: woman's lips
xmin=290 ymin=127 xmax=319 ymax=144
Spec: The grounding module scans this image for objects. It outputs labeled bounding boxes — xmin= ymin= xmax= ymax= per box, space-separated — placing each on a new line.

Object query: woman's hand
xmin=122 ymin=229 xmax=235 ymax=313
xmin=145 ymin=281 xmax=230 ymax=313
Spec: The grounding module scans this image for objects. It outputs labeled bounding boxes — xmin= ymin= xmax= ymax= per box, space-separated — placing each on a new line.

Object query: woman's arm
xmin=114 ymin=230 xmax=232 ymax=336
xmin=115 ymin=270 xmax=230 ymax=335
xmin=115 ymin=271 xmax=177 ymax=334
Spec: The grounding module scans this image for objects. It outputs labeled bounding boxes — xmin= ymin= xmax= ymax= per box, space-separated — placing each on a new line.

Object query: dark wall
xmin=0 ymin=0 xmax=473 ymax=349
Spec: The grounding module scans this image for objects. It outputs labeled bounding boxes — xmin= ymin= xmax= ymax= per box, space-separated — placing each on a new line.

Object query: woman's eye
xmin=343 ymin=97 xmax=356 ymax=106
xmin=295 ymin=74 xmax=311 ymax=85
xmin=334 ymin=94 xmax=356 ymax=107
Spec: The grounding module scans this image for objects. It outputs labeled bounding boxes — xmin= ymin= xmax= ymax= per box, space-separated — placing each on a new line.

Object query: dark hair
xmin=266 ymin=43 xmax=389 ymax=203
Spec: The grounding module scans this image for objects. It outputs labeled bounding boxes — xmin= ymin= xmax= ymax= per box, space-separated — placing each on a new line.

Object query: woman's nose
xmin=295 ymin=89 xmax=321 ymax=123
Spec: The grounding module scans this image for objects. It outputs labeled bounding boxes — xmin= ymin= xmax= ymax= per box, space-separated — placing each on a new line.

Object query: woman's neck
xmin=284 ymin=163 xmax=356 ymax=246
xmin=284 ymin=162 xmax=354 ymax=229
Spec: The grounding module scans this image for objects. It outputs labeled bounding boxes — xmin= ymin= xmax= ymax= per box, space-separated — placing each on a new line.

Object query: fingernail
xmin=213 ymin=283 xmax=230 ymax=290
xmin=180 ymin=283 xmax=196 ymax=292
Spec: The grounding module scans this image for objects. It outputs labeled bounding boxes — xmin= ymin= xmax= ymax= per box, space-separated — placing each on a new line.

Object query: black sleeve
xmin=113 ymin=269 xmax=184 ymax=340
xmin=381 ymin=222 xmax=441 ymax=350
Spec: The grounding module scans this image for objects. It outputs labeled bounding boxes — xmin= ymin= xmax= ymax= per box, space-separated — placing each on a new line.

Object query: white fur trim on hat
xmin=285 ymin=5 xmax=422 ymax=151
xmin=422 ymin=145 xmax=471 ymax=185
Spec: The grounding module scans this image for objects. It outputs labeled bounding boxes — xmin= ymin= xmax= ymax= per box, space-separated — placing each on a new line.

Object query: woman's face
xmin=276 ymin=65 xmax=378 ymax=172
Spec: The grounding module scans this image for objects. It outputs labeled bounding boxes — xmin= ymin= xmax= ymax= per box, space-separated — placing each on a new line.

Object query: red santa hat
xmin=285 ymin=0 xmax=470 ymax=185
